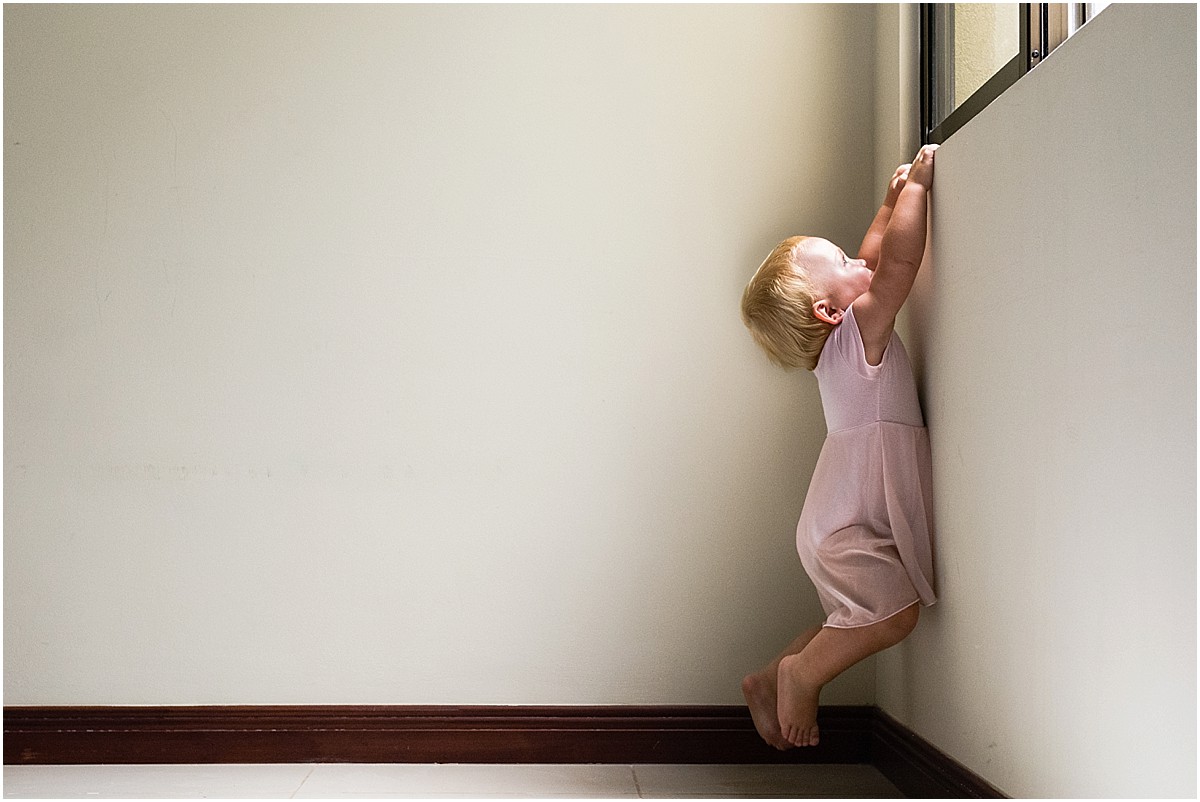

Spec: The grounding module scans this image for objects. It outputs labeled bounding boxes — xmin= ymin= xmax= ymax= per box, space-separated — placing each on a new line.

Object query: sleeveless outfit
xmin=796 ymin=304 xmax=938 ymax=629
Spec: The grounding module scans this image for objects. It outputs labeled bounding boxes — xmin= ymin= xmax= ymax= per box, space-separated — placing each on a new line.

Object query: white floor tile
xmin=294 ymin=763 xmax=640 ymax=798
xmin=3 ymin=762 xmax=904 ymax=799
xmin=2 ymin=763 xmax=314 ymax=799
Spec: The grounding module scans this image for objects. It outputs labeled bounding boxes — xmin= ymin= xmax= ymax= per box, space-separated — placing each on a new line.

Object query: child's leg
xmin=741 ymin=624 xmax=824 ymax=750
xmin=777 ymin=603 xmax=919 ymax=747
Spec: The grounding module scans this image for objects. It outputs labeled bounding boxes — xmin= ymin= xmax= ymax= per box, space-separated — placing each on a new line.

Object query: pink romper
xmin=797 ymin=304 xmax=937 ymax=629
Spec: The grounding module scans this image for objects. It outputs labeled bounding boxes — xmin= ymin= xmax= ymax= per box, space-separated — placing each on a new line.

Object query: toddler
xmin=739 ymin=144 xmax=939 ymax=749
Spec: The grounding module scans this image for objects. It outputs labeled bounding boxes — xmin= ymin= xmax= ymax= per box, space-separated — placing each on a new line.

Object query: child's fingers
xmin=906 ymin=144 xmax=937 ymax=188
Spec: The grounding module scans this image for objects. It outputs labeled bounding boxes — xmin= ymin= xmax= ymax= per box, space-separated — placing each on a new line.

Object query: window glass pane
xmin=931 ymin=4 xmax=1021 ymax=131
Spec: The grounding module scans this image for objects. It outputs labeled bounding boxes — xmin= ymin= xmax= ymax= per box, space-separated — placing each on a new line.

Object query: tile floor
xmin=3 ymin=763 xmax=905 ymax=798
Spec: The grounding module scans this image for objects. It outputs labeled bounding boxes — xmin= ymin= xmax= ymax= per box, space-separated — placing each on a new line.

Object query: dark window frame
xmin=921 ymin=3 xmax=1030 ymax=145
xmin=921 ymin=4 xmax=1078 ymax=144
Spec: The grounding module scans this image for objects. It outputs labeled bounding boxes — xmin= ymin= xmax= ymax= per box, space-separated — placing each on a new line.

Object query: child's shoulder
xmin=816 ymin=303 xmax=892 ymax=378
xmin=845 ymin=298 xmax=892 ymax=368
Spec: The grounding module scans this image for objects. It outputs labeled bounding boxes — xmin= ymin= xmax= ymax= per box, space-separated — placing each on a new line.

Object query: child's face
xmin=798 ymin=238 xmax=872 ymax=322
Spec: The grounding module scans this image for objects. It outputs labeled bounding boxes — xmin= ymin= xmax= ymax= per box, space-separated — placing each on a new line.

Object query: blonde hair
xmin=740 ymin=236 xmax=833 ymax=371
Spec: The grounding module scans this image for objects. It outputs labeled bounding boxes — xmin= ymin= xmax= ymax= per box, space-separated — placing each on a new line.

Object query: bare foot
xmin=741 ymin=671 xmax=793 ymax=751
xmin=776 ymin=654 xmax=822 ymax=747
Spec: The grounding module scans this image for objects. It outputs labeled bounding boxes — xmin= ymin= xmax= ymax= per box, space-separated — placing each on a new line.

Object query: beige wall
xmin=4 ymin=5 xmax=880 ymax=705
xmin=878 ymin=5 xmax=1197 ymax=797
xmin=952 ymin=4 xmax=1020 ymax=108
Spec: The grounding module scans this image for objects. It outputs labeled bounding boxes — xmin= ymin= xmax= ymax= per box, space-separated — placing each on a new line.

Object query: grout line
xmin=289 ymin=765 xmax=316 ymax=799
xmin=630 ymin=765 xmax=644 ymax=798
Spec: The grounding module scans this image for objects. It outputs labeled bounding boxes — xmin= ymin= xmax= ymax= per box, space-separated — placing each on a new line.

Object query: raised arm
xmin=854 ymin=145 xmax=937 ymax=360
xmin=856 ymin=164 xmax=911 ymax=270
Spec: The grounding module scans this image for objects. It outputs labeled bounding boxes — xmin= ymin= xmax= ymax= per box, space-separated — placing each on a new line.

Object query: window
xmin=921 ymin=3 xmax=1111 ymax=143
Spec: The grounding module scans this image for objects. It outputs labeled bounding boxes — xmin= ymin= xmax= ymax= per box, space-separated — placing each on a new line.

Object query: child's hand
xmin=889 ymin=163 xmax=911 ymax=195
xmin=906 ymin=144 xmax=938 ymax=189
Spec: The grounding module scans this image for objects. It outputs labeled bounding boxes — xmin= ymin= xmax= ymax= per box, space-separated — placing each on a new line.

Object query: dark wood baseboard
xmin=5 ymin=704 xmax=1005 ymax=797
xmin=871 ymin=709 xmax=1007 ymax=798
xmin=4 ymin=705 xmax=873 ymax=766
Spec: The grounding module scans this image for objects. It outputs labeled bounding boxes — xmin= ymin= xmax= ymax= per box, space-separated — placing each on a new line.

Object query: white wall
xmin=4 ymin=5 xmax=880 ymax=705
xmin=877 ymin=5 xmax=1197 ymax=797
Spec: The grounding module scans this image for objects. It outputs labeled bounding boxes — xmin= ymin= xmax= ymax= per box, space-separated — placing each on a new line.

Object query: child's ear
xmin=813 ymin=299 xmax=843 ymax=326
